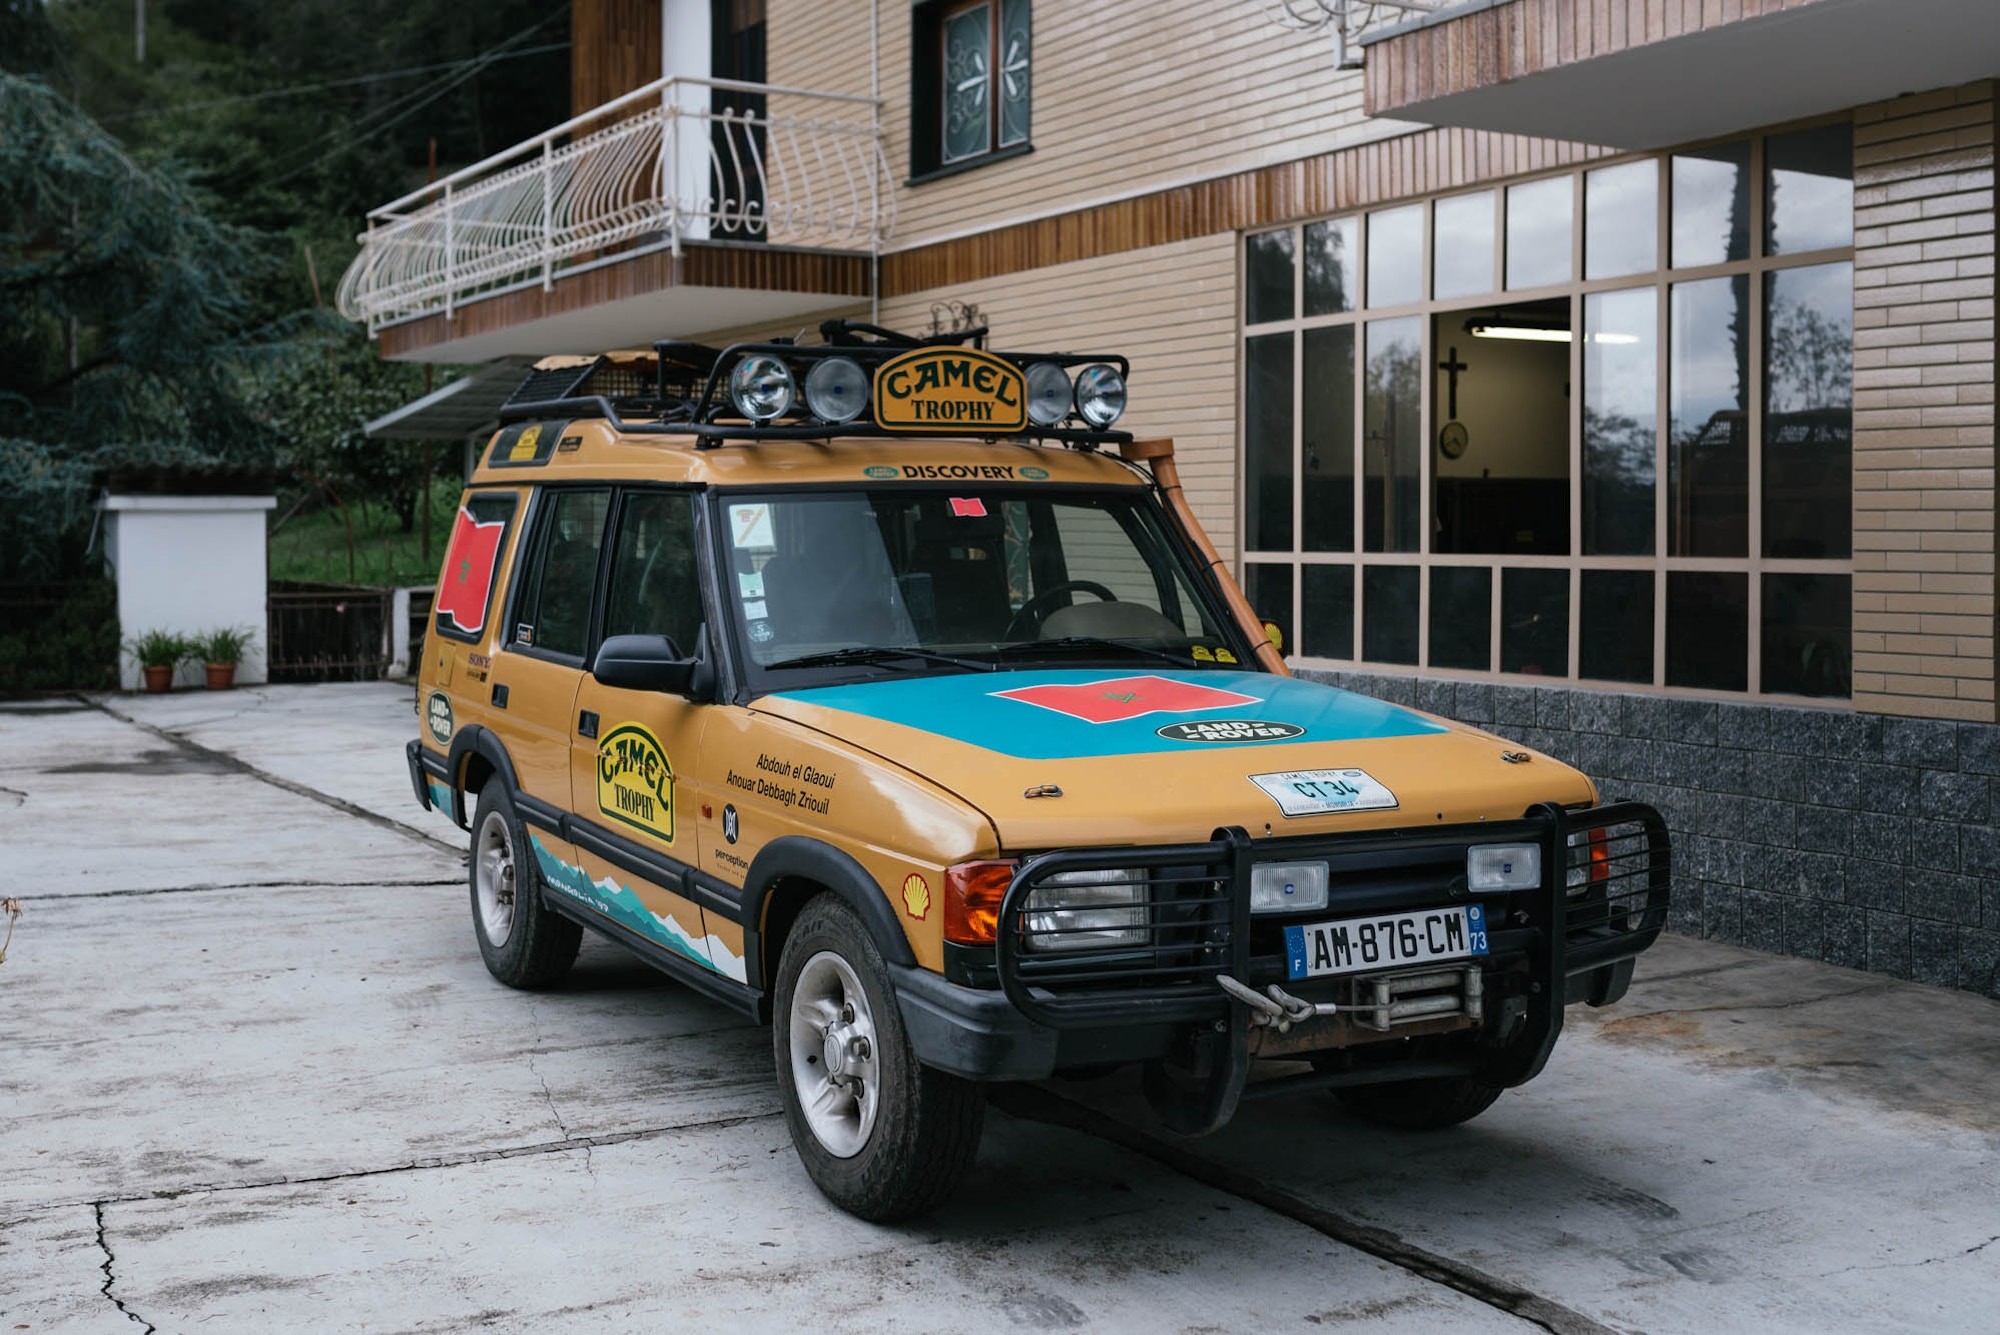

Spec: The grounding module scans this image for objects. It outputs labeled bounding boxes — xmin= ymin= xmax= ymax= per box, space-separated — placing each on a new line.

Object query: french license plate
xmin=1283 ymin=904 xmax=1488 ymax=980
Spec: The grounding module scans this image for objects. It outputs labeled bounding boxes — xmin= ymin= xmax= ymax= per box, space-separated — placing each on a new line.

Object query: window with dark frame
xmin=1239 ymin=120 xmax=1855 ymax=703
xmin=510 ymin=489 xmax=611 ymax=661
xmin=910 ymin=0 xmax=1030 ymax=179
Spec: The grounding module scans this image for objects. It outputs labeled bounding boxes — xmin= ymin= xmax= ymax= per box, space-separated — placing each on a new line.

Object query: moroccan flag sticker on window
xmin=437 ymin=507 xmax=506 ymax=634
xmin=991 ymin=674 xmax=1259 ymax=725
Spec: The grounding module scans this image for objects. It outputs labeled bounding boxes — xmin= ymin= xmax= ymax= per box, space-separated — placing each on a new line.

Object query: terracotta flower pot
xmin=142 ymin=665 xmax=173 ymax=693
xmin=205 ymin=662 xmax=237 ymax=691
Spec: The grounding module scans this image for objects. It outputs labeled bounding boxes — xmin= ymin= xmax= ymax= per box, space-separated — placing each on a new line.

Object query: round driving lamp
xmin=803 ymin=356 xmax=868 ymax=424
xmin=729 ymin=354 xmax=796 ymax=421
xmin=1074 ymin=363 xmax=1127 ymax=428
xmin=1024 ymin=362 xmax=1073 ymax=427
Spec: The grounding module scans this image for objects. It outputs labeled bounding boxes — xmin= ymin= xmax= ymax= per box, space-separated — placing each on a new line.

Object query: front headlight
xmin=1467 ymin=843 xmax=1540 ymax=892
xmin=1022 ymin=867 xmax=1146 ymax=952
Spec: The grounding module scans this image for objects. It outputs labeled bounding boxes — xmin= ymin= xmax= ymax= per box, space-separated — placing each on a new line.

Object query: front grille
xmin=994 ymin=803 xmax=1670 ymax=1030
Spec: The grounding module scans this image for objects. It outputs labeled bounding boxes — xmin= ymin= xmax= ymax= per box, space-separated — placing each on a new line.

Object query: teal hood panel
xmin=768 ymin=669 xmax=1446 ymax=761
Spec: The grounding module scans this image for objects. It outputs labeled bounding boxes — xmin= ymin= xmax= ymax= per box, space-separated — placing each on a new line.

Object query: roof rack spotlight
xmin=804 ymin=356 xmax=868 ymax=424
xmin=1074 ymin=363 xmax=1127 ymax=429
xmin=1024 ymin=362 xmax=1073 ymax=427
xmin=730 ymin=354 xmax=796 ymax=422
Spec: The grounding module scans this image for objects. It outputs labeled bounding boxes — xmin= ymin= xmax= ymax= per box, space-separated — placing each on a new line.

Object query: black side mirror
xmin=592 ymin=634 xmax=702 ymax=697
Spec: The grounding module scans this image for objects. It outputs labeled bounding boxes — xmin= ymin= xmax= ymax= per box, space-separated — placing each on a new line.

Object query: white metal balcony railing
xmin=335 ymin=76 xmax=892 ymax=331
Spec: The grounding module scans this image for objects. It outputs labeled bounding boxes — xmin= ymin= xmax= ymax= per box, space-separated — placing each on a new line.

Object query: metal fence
xmin=266 ymin=583 xmax=392 ymax=684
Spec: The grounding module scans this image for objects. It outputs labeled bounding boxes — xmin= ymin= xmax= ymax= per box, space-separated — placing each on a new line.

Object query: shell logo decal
xmin=597 ymin=723 xmax=674 ymax=843
xmin=902 ymin=873 xmax=931 ymax=921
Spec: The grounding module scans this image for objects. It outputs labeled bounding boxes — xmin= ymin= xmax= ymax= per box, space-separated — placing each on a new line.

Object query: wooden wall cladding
xmin=571 ymin=0 xmax=663 ymax=119
xmin=1365 ymin=0 xmax=1831 ymax=116
xmin=882 ymin=125 xmax=1613 ymax=296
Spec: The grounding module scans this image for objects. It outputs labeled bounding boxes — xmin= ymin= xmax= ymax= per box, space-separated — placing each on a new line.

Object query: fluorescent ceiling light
xmin=1465 ymin=322 xmax=1639 ymax=345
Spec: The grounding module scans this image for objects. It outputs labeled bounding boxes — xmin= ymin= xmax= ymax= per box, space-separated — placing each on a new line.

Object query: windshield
xmin=716 ymin=487 xmax=1249 ymax=682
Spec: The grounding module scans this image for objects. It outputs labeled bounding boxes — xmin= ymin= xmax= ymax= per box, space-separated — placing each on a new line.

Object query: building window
xmin=1240 ymin=120 xmax=1855 ymax=702
xmin=911 ymin=0 xmax=1030 ymax=180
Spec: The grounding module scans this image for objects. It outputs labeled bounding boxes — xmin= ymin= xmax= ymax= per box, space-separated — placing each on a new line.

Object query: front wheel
xmin=773 ymin=894 xmax=984 ymax=1220
xmin=1334 ymin=1073 xmax=1504 ymax=1130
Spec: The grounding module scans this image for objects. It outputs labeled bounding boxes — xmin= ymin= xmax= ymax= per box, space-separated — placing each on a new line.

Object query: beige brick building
xmin=342 ymin=0 xmax=2000 ymax=990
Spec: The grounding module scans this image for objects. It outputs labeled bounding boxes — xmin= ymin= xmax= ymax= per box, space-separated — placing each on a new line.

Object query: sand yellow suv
xmin=409 ymin=322 xmax=1669 ymax=1220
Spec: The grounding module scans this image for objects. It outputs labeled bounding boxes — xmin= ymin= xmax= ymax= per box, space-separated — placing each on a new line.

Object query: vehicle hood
xmin=751 ymin=669 xmax=1594 ymax=850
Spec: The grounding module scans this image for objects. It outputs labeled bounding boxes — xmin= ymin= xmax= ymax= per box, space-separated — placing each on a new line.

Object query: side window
xmin=433 ymin=492 xmax=517 ymax=642
xmin=602 ymin=492 xmax=704 ymax=654
xmin=511 ymin=489 xmax=610 ymax=660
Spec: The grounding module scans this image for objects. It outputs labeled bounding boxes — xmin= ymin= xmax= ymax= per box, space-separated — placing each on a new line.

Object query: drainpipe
xmin=1122 ymin=438 xmax=1289 ymax=677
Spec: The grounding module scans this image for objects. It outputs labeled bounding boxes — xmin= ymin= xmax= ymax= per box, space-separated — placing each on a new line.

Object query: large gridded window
xmin=1241 ymin=121 xmax=1854 ymax=701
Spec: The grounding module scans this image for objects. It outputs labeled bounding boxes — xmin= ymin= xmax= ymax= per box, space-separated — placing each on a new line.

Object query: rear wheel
xmin=773 ymin=894 xmax=984 ymax=1220
xmin=1335 ymin=1074 xmax=1504 ymax=1130
xmin=469 ymin=785 xmax=581 ymax=989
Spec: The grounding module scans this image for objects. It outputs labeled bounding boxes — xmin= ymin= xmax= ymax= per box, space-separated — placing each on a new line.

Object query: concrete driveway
xmin=2 ymin=683 xmax=1996 ymax=1333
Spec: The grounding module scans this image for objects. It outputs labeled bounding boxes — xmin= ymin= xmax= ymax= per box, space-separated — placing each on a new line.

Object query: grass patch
xmin=270 ymin=487 xmax=461 ymax=589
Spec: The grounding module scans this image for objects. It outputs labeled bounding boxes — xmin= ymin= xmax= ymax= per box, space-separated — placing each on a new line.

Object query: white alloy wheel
xmin=474 ymin=809 xmax=517 ymax=948
xmin=787 ymin=950 xmax=881 ymax=1158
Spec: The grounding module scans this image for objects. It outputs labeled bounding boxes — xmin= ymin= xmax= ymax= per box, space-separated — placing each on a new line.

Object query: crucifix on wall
xmin=1437 ymin=345 xmax=1470 ymax=460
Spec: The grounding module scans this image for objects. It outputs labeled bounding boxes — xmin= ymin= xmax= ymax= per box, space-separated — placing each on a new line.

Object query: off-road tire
xmin=773 ymin=894 xmax=984 ymax=1220
xmin=469 ymin=784 xmax=582 ymax=989
xmin=1335 ymin=1074 xmax=1504 ymax=1130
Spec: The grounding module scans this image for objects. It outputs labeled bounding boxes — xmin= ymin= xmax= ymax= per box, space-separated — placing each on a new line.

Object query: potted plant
xmin=195 ymin=626 xmax=255 ymax=690
xmin=126 ymin=629 xmax=192 ymax=693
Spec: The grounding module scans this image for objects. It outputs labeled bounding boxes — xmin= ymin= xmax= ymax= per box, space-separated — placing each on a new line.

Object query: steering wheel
xmin=1005 ymin=580 xmax=1119 ymax=639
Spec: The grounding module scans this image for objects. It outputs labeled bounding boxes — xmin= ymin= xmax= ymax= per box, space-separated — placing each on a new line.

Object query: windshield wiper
xmin=763 ymin=645 xmax=996 ymax=673
xmin=996 ymin=636 xmax=1205 ymax=668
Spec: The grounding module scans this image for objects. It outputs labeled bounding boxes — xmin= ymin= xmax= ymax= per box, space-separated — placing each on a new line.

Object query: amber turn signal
xmin=943 ymin=860 xmax=1017 ymax=946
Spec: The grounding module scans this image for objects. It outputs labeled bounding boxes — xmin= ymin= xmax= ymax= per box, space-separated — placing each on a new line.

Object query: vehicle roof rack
xmin=498 ymin=319 xmax=1133 ymax=450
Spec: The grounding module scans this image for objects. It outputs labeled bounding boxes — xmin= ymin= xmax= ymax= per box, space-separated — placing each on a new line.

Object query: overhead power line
xmin=103 ymin=41 xmax=571 ymax=123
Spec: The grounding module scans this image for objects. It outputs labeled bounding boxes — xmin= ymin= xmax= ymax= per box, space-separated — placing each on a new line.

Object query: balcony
xmin=335 ymin=76 xmax=891 ymax=363
xmin=1352 ymin=0 xmax=2000 ymax=149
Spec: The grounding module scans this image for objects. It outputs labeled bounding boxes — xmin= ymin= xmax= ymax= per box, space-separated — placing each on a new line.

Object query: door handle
xmin=491 ymin=683 xmax=509 ymax=709
xmin=578 ymin=710 xmax=599 ymax=739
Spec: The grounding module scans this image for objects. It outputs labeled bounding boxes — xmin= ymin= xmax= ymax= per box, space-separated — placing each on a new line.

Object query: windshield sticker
xmin=436 ymin=507 xmax=506 ymax=634
xmin=747 ymin=619 xmax=774 ymax=644
xmin=873 ymin=346 xmax=1027 ymax=432
xmin=597 ymin=724 xmax=675 ymax=843
xmin=743 ymin=599 xmax=769 ymax=620
xmin=1251 ymin=768 xmax=1399 ymax=817
xmin=730 ymin=503 xmax=775 ymax=549
xmin=949 ymin=497 xmax=988 ymax=518
xmin=993 ymin=674 xmax=1260 ymax=725
xmin=738 ymin=571 xmax=765 ymax=598
xmin=1157 ymin=719 xmax=1303 ymax=744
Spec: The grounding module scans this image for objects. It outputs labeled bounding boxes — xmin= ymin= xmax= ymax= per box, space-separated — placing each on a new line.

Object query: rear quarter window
xmin=433 ymin=492 xmax=518 ymax=642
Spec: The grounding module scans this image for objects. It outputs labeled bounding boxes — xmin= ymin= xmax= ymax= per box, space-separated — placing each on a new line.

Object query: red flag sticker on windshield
xmin=949 ymin=497 xmax=987 ymax=518
xmin=992 ymin=674 xmax=1259 ymax=724
xmin=436 ymin=507 xmax=506 ymax=634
